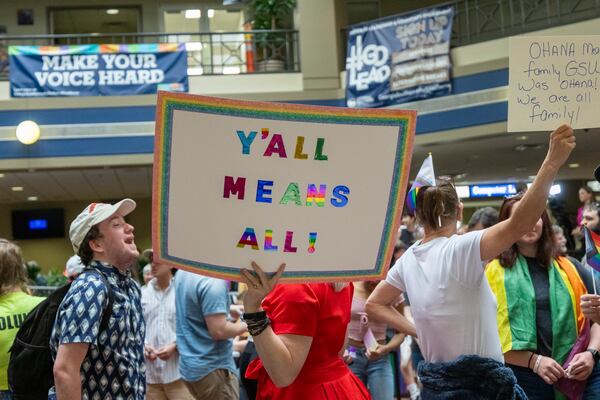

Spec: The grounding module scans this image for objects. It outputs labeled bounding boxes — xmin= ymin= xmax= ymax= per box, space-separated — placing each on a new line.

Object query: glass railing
xmin=0 ymin=30 xmax=300 ymax=80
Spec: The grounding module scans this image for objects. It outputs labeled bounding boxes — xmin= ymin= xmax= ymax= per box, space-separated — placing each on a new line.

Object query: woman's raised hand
xmin=241 ymin=262 xmax=286 ymax=312
xmin=545 ymin=124 xmax=575 ymax=168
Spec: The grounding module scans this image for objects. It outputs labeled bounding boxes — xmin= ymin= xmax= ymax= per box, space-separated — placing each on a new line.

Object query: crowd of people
xmin=0 ymin=123 xmax=599 ymax=400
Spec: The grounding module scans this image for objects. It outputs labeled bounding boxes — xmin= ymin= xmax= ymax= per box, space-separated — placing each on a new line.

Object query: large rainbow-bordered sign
xmin=153 ymin=92 xmax=416 ymax=282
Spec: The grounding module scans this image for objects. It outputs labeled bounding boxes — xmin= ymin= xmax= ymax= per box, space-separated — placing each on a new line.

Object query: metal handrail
xmin=0 ymin=29 xmax=298 ymax=40
xmin=0 ymin=29 xmax=301 ymax=80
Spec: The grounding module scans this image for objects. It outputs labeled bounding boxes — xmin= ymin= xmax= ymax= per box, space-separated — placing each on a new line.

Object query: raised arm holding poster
xmin=508 ymin=35 xmax=600 ymax=131
xmin=152 ymin=93 xmax=416 ymax=282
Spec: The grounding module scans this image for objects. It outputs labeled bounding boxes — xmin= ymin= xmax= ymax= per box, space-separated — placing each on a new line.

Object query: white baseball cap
xmin=69 ymin=199 xmax=136 ymax=253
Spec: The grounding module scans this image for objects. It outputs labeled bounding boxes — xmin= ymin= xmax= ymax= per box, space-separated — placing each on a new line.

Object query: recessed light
xmin=528 ymin=175 xmax=537 ymax=180
xmin=0 ymin=173 xmax=4 ymax=178
xmin=569 ymin=163 xmax=580 ymax=168
xmin=11 ymin=186 xmax=23 ymax=191
xmin=106 ymin=9 xmax=119 ymax=15
xmin=516 ymin=135 xmax=528 ymax=141
xmin=27 ymin=196 xmax=38 ymax=201
xmin=185 ymin=9 xmax=201 ymax=18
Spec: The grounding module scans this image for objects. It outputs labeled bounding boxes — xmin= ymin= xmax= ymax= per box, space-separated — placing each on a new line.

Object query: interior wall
xmin=0 ymin=197 xmax=152 ymax=273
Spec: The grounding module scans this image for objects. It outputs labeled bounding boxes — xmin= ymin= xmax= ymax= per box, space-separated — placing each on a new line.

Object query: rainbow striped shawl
xmin=486 ymin=256 xmax=587 ymax=365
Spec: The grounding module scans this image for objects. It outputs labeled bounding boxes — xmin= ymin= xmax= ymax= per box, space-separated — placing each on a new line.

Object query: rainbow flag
xmin=585 ymin=227 xmax=600 ymax=272
xmin=406 ymin=154 xmax=436 ymax=214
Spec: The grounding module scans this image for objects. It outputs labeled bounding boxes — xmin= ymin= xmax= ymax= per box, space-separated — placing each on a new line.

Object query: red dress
xmin=245 ymin=282 xmax=371 ymax=400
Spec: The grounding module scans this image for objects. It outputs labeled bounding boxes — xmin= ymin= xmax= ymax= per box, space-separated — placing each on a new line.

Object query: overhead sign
xmin=9 ymin=44 xmax=188 ymax=97
xmin=508 ymin=36 xmax=600 ymax=131
xmin=469 ymin=183 xmax=518 ymax=198
xmin=345 ymin=5 xmax=454 ymax=108
xmin=153 ymin=93 xmax=416 ymax=282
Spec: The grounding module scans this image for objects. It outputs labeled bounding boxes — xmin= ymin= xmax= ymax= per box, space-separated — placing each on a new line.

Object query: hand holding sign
xmin=241 ymin=262 xmax=286 ymax=313
xmin=545 ymin=124 xmax=576 ymax=168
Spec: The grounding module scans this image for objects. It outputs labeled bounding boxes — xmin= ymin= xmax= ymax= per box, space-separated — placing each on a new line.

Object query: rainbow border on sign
xmin=152 ymin=92 xmax=416 ymax=282
xmin=8 ymin=43 xmax=184 ymax=56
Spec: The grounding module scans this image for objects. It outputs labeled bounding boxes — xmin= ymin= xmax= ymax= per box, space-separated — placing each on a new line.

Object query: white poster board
xmin=508 ymin=35 xmax=600 ymax=132
xmin=153 ymin=93 xmax=416 ymax=282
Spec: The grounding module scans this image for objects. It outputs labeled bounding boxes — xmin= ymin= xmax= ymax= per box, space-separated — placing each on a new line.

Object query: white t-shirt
xmin=386 ymin=230 xmax=503 ymax=363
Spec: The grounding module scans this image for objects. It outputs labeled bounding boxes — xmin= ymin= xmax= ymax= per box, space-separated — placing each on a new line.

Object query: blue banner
xmin=9 ymin=44 xmax=188 ymax=97
xmin=345 ymin=6 xmax=454 ymax=108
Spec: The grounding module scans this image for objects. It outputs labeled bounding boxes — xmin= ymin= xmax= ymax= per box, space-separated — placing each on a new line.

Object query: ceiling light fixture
xmin=516 ymin=135 xmax=528 ymax=141
xmin=569 ymin=163 xmax=580 ymax=168
xmin=11 ymin=186 xmax=23 ymax=191
xmin=27 ymin=196 xmax=38 ymax=201
xmin=15 ymin=120 xmax=41 ymax=145
xmin=0 ymin=173 xmax=4 ymax=178
xmin=185 ymin=9 xmax=201 ymax=19
xmin=106 ymin=9 xmax=119 ymax=15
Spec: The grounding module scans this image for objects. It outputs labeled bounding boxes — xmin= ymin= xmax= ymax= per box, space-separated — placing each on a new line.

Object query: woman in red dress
xmin=241 ymin=263 xmax=410 ymax=399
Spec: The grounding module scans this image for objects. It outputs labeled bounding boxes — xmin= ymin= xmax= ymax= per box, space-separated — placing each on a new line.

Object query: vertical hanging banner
xmin=9 ymin=44 xmax=188 ymax=97
xmin=508 ymin=36 xmax=600 ymax=131
xmin=345 ymin=5 xmax=454 ymax=108
xmin=153 ymin=93 xmax=416 ymax=282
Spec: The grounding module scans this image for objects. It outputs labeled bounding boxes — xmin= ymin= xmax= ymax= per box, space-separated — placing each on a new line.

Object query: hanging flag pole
xmin=406 ymin=153 xmax=436 ymax=215
xmin=584 ymin=226 xmax=600 ymax=295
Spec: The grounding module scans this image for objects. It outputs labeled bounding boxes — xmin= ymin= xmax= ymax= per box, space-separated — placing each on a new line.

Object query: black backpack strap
xmin=82 ymin=267 xmax=114 ymax=333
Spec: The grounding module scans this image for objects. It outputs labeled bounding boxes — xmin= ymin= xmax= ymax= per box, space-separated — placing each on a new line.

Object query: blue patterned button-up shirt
xmin=50 ymin=261 xmax=146 ymax=399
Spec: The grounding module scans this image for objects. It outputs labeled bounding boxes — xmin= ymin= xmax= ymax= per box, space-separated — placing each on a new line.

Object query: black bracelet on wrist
xmin=243 ymin=311 xmax=267 ymax=322
xmin=247 ymin=317 xmax=270 ymax=336
xmin=246 ymin=317 xmax=268 ymax=330
xmin=527 ymin=352 xmax=535 ymax=369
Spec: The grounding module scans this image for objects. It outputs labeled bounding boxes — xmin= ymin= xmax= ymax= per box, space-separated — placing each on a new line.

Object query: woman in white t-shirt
xmin=365 ymin=124 xmax=576 ymax=398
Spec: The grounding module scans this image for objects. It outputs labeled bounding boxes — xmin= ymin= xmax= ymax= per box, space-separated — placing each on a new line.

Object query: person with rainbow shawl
xmin=486 ymin=194 xmax=600 ymax=400
xmin=366 ymin=124 xmax=575 ymax=399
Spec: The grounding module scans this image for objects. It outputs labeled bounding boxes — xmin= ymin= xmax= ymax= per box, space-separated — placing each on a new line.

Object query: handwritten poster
xmin=153 ymin=93 xmax=416 ymax=282
xmin=508 ymin=36 xmax=600 ymax=131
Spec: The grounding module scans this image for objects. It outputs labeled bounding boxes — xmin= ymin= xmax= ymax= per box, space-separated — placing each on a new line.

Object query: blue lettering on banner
xmin=345 ymin=6 xmax=454 ymax=108
xmin=9 ymin=44 xmax=188 ymax=97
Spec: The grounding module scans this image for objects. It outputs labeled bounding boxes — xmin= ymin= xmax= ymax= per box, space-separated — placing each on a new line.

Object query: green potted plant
xmin=248 ymin=0 xmax=297 ymax=71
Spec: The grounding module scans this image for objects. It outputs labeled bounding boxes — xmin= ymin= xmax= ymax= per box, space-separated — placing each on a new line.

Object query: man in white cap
xmin=49 ymin=199 xmax=146 ymax=400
